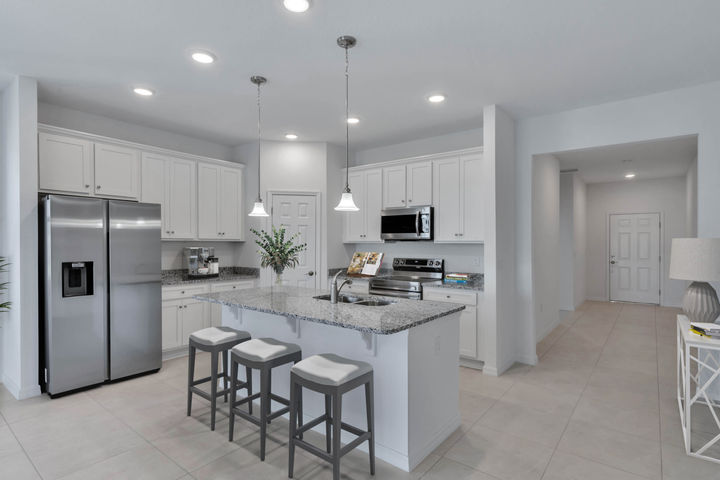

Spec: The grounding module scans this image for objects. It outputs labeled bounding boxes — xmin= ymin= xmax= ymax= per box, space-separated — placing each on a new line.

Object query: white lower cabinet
xmin=423 ymin=288 xmax=483 ymax=363
xmin=161 ymin=302 xmax=182 ymax=350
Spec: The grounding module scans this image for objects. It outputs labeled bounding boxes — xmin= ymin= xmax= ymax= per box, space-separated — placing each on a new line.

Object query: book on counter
xmin=347 ymin=252 xmax=384 ymax=277
xmin=690 ymin=322 xmax=720 ymax=339
xmin=445 ymin=273 xmax=470 ymax=284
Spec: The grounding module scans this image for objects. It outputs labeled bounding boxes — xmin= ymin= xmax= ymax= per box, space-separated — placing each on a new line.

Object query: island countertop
xmin=194 ymin=286 xmax=465 ymax=335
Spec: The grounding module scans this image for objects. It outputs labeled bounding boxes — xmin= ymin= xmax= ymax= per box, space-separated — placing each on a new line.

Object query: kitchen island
xmin=194 ymin=286 xmax=464 ymax=472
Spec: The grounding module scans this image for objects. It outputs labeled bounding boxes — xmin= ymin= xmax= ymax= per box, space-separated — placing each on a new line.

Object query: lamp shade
xmin=669 ymin=238 xmax=720 ymax=282
xmin=334 ymin=192 xmax=359 ymax=212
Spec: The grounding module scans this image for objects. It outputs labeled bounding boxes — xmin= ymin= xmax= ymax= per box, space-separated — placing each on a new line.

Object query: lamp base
xmin=682 ymin=281 xmax=720 ymax=324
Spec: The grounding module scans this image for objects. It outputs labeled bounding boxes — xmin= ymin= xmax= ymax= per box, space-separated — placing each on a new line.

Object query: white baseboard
xmin=459 ymin=357 xmax=484 ymax=370
xmin=408 ymin=413 xmax=461 ymax=471
xmin=162 ymin=347 xmax=188 ymax=362
xmin=1 ymin=374 xmax=42 ymax=400
xmin=586 ymin=296 xmax=608 ymax=302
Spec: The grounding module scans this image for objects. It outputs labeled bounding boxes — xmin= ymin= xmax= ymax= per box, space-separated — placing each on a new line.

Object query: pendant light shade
xmin=249 ymin=75 xmax=270 ymax=218
xmin=334 ymin=35 xmax=360 ymax=213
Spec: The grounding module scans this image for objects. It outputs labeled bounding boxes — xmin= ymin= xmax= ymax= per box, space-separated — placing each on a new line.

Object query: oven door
xmin=380 ymin=206 xmax=432 ymax=240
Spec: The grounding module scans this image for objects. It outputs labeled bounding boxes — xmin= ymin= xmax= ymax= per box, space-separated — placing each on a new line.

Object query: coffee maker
xmin=184 ymin=247 xmax=219 ymax=279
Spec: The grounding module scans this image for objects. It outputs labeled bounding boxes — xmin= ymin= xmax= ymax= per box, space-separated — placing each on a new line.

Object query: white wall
xmin=38 ymin=102 xmax=234 ymax=161
xmin=686 ymin=157 xmax=698 ymax=236
xmin=0 ymin=76 xmax=40 ymax=399
xmin=573 ymin=174 xmax=587 ymax=308
xmin=532 ymin=155 xmax=560 ymax=342
xmin=585 ymin=176 xmax=687 ymax=306
xmin=558 ymin=173 xmax=574 ymax=311
xmin=516 ymin=80 xmax=720 ymax=364
xmin=352 ymin=128 xmax=483 ymax=167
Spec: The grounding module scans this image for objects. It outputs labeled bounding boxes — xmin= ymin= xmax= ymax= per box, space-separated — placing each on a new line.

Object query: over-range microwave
xmin=380 ymin=206 xmax=433 ymax=241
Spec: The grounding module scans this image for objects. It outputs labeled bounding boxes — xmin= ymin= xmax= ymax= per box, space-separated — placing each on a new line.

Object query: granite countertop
xmin=162 ymin=267 xmax=259 ymax=286
xmin=194 ymin=286 xmax=465 ymax=335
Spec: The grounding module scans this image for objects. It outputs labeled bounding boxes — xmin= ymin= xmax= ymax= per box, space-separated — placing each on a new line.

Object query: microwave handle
xmin=415 ymin=210 xmax=421 ymax=236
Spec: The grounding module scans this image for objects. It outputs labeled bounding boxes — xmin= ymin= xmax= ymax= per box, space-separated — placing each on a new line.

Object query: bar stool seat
xmin=187 ymin=327 xmax=251 ymax=431
xmin=229 ymin=338 xmax=302 ymax=461
xmin=289 ymin=354 xmax=375 ymax=480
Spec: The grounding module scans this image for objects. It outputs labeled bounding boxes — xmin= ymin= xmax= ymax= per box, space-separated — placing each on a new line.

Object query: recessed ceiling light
xmin=625 ymin=173 xmax=636 ymax=179
xmin=347 ymin=117 xmax=360 ymax=125
xmin=285 ymin=133 xmax=298 ymax=140
xmin=191 ymin=51 xmax=216 ymax=64
xmin=283 ymin=0 xmax=310 ymax=13
xmin=133 ymin=87 xmax=154 ymax=96
xmin=427 ymin=94 xmax=446 ymax=103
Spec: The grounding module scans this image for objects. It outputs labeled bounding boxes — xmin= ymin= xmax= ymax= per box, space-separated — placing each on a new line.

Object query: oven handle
xmin=369 ymin=288 xmax=422 ymax=299
xmin=415 ymin=210 xmax=421 ymax=236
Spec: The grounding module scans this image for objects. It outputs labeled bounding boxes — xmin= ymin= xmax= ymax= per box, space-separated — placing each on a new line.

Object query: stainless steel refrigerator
xmin=41 ymin=195 xmax=161 ymax=396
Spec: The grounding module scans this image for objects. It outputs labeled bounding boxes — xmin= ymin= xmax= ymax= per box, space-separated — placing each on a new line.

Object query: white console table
xmin=677 ymin=314 xmax=720 ymax=464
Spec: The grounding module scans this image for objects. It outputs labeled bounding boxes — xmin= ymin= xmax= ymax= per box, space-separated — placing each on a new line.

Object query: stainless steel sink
xmin=313 ymin=294 xmax=395 ymax=307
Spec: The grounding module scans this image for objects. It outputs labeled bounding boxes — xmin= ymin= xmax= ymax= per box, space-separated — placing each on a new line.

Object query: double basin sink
xmin=313 ymin=294 xmax=395 ymax=307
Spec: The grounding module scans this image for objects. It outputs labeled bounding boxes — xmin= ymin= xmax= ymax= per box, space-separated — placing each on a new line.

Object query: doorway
xmin=608 ymin=212 xmax=661 ymax=304
xmin=269 ymin=192 xmax=319 ymax=288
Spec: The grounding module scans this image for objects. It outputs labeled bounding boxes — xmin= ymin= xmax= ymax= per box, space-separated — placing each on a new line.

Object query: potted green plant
xmin=0 ymin=257 xmax=10 ymax=312
xmin=250 ymin=226 xmax=307 ymax=285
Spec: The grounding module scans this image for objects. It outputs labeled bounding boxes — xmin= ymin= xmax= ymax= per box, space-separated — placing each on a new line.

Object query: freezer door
xmin=44 ymin=195 xmax=107 ymax=395
xmin=108 ymin=200 xmax=162 ymax=380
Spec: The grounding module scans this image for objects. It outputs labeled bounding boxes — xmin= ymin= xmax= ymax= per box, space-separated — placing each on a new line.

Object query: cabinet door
xmin=406 ymin=161 xmax=432 ymax=206
xmin=220 ymin=167 xmax=243 ymax=239
xmin=197 ymin=163 xmax=220 ymax=239
xmin=94 ymin=142 xmax=140 ymax=199
xmin=364 ymin=169 xmax=383 ymax=242
xmin=343 ymin=171 xmax=365 ymax=242
xmin=38 ymin=133 xmax=93 ymax=194
xmin=459 ymin=306 xmax=478 ymax=358
xmin=382 ymin=165 xmax=407 ymax=208
xmin=460 ymin=155 xmax=484 ymax=242
xmin=167 ymin=158 xmax=197 ymax=239
xmin=181 ymin=301 xmax=207 ymax=346
xmin=433 ymin=158 xmax=461 ymax=242
xmin=141 ymin=153 xmax=168 ymax=237
xmin=161 ymin=303 xmax=181 ymax=350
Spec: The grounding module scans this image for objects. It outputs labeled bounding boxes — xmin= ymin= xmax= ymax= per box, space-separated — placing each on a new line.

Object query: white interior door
xmin=609 ymin=213 xmax=660 ymax=304
xmin=271 ymin=194 xmax=318 ymax=288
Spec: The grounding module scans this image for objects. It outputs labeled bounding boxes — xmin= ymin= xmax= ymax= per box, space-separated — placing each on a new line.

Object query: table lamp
xmin=669 ymin=238 xmax=720 ymax=323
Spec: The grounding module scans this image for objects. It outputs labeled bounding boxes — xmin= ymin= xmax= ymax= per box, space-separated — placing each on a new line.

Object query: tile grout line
xmin=2 ymin=413 xmax=46 ymax=479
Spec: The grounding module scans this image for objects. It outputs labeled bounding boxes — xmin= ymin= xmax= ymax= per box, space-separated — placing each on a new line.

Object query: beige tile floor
xmin=1 ymin=301 xmax=718 ymax=479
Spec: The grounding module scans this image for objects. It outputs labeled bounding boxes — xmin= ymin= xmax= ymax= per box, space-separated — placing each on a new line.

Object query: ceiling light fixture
xmin=133 ymin=87 xmax=154 ymax=96
xmin=283 ymin=0 xmax=310 ymax=13
xmin=334 ymin=35 xmax=360 ymax=212
xmin=427 ymin=94 xmax=446 ymax=103
xmin=285 ymin=133 xmax=298 ymax=140
xmin=191 ymin=51 xmax=216 ymax=64
xmin=346 ymin=117 xmax=360 ymax=125
xmin=625 ymin=173 xmax=636 ymax=179
xmin=248 ymin=75 xmax=270 ymax=217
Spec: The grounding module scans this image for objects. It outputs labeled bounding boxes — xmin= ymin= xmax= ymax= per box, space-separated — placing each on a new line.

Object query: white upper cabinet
xmin=38 ymin=132 xmax=93 ymax=194
xmin=343 ymin=168 xmax=382 ymax=243
xmin=383 ymin=162 xmax=432 ymax=209
xmin=198 ymin=162 xmax=244 ymax=240
xmin=167 ymin=158 xmax=197 ymax=239
xmin=382 ymin=165 xmax=407 ymax=208
xmin=94 ymin=142 xmax=140 ymax=199
xmin=406 ymin=161 xmax=432 ymax=206
xmin=433 ymin=154 xmax=484 ymax=243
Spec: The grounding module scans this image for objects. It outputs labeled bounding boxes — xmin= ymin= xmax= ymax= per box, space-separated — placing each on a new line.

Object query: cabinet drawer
xmin=211 ymin=281 xmax=255 ymax=293
xmin=423 ymin=288 xmax=477 ymax=306
xmin=162 ymin=285 xmax=208 ymax=301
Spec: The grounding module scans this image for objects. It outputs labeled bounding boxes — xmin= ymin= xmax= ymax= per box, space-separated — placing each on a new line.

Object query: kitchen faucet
xmin=330 ymin=270 xmax=353 ymax=304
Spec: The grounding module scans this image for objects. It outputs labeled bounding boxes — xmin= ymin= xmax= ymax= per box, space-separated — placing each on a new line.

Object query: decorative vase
xmin=274 ymin=270 xmax=284 ymax=286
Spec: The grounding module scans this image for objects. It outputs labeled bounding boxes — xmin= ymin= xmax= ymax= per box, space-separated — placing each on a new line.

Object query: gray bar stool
xmin=229 ymin=338 xmax=302 ymax=461
xmin=288 ymin=353 xmax=375 ymax=480
xmin=187 ymin=326 xmax=251 ymax=431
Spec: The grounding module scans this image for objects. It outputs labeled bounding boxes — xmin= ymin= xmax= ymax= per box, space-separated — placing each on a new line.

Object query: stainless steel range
xmin=369 ymin=257 xmax=444 ymax=299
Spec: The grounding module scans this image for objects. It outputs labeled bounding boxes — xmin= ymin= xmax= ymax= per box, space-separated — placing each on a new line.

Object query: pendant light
xmin=334 ymin=35 xmax=360 ymax=212
xmin=248 ymin=75 xmax=270 ymax=217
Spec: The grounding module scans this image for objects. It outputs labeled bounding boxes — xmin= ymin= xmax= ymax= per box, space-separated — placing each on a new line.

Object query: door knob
xmin=308 ymin=271 xmax=315 ymax=277
xmin=610 ymin=260 xmax=616 ymax=264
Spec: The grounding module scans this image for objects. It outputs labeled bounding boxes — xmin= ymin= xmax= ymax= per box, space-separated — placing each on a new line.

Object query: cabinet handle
xmin=401 ymin=199 xmax=405 ymax=203
xmin=181 ymin=291 xmax=185 ymax=294
xmin=408 ymin=199 xmax=412 ymax=202
xmin=96 ymin=185 xmax=101 ymax=190
xmin=171 ymin=231 xmax=175 ymax=234
xmin=85 ymin=184 xmax=90 ymax=188
xmin=446 ymin=295 xmax=451 ymax=299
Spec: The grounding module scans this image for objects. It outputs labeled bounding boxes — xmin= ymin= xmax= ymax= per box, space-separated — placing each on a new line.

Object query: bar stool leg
xmin=246 ymin=366 xmax=253 ymax=415
xmin=229 ymin=358 xmax=238 ymax=442
xmin=297 ymin=381 xmax=303 ymax=440
xmin=332 ymin=392 xmax=342 ymax=480
xmin=267 ymin=369 xmax=272 ymax=424
xmin=365 ymin=380 xmax=375 ymax=475
xmin=186 ymin=345 xmax=196 ymax=416
xmin=210 ymin=350 xmax=218 ymax=431
xmin=325 ymin=394 xmax=332 ymax=453
xmin=222 ymin=349 xmax=229 ymax=403
xmin=259 ymin=367 xmax=270 ymax=461
xmin=288 ymin=378 xmax=297 ymax=478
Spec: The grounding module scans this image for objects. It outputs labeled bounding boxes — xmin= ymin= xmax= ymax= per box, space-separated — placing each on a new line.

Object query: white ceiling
xmin=1 ymin=1 xmax=720 ymax=148
xmin=554 ymin=135 xmax=698 ymax=184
